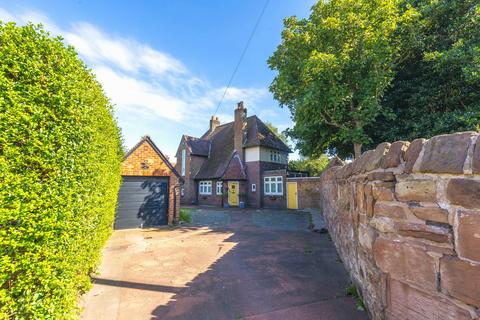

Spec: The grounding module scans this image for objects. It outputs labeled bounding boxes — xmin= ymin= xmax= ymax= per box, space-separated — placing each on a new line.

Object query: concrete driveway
xmin=80 ymin=208 xmax=366 ymax=320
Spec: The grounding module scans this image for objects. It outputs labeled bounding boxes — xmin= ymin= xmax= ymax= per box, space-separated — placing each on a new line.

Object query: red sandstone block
xmin=374 ymin=201 xmax=408 ymax=219
xmin=419 ymin=132 xmax=475 ymax=174
xmin=395 ymin=179 xmax=437 ymax=202
xmin=373 ymin=238 xmax=437 ymax=292
xmin=404 ymin=138 xmax=425 ymax=173
xmin=447 ymin=179 xmax=480 ymax=209
xmin=387 ymin=279 xmax=473 ymax=320
xmin=455 ymin=209 xmax=480 ymax=262
xmin=441 ymin=255 xmax=480 ymax=307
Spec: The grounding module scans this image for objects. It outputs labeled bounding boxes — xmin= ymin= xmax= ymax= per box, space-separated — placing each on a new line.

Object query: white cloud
xmin=65 ymin=22 xmax=186 ymax=76
xmin=93 ymin=65 xmax=187 ymax=121
xmin=0 ymin=7 xmax=277 ymax=155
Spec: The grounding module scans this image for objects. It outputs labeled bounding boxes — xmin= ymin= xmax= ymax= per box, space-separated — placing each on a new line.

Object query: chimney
xmin=234 ymin=101 xmax=247 ymax=162
xmin=209 ymin=116 xmax=220 ymax=132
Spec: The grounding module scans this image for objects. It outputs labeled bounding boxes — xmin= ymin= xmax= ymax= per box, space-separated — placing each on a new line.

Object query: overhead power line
xmin=213 ymin=0 xmax=270 ymax=116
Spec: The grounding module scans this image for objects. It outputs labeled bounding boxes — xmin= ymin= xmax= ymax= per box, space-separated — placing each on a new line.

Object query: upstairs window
xmin=216 ymin=181 xmax=223 ymax=195
xmin=270 ymin=150 xmax=282 ymax=163
xmin=264 ymin=176 xmax=283 ymax=195
xmin=181 ymin=149 xmax=186 ymax=176
xmin=199 ymin=181 xmax=212 ymax=195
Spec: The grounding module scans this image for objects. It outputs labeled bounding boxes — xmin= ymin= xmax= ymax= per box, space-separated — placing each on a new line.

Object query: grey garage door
xmin=115 ymin=176 xmax=169 ymax=229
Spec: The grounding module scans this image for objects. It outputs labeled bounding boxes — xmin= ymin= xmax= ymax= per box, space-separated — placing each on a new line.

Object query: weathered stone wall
xmin=320 ymin=132 xmax=480 ymax=320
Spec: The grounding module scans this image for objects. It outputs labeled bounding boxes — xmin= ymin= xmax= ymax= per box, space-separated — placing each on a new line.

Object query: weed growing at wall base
xmin=0 ymin=22 xmax=123 ymax=319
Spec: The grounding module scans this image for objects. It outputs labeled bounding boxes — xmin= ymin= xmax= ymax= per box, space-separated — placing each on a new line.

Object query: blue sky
xmin=0 ymin=1 xmax=315 ymax=160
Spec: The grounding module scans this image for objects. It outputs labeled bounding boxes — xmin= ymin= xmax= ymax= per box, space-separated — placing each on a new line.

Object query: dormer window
xmin=270 ymin=150 xmax=281 ymax=163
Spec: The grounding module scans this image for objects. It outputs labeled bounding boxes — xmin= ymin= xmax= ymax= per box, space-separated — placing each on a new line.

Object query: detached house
xmin=175 ymin=102 xmax=291 ymax=208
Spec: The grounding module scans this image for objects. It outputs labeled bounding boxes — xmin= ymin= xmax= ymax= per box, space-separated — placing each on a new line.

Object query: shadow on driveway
xmin=81 ymin=209 xmax=366 ymax=320
xmin=150 ymin=209 xmax=366 ymax=320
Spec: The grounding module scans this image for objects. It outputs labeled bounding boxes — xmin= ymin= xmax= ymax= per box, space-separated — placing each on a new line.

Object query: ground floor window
xmin=264 ymin=176 xmax=283 ymax=195
xmin=199 ymin=181 xmax=212 ymax=195
xmin=216 ymin=181 xmax=223 ymax=195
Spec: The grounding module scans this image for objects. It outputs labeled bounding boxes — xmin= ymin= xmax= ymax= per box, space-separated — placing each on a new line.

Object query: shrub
xmin=179 ymin=208 xmax=192 ymax=223
xmin=0 ymin=22 xmax=123 ymax=319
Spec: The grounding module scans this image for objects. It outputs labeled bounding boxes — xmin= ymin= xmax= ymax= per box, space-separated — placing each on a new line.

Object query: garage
xmin=115 ymin=176 xmax=169 ymax=229
xmin=116 ymin=135 xmax=182 ymax=230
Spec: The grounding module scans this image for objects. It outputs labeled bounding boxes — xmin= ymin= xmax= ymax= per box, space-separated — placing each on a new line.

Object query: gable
xmin=122 ymin=137 xmax=180 ymax=177
xmin=221 ymin=151 xmax=247 ymax=180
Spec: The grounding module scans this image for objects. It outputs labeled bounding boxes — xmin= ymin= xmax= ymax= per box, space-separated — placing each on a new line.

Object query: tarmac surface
xmin=80 ymin=208 xmax=367 ymax=320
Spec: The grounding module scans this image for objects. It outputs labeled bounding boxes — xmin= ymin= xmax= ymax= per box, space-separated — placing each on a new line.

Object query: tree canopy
xmin=265 ymin=121 xmax=289 ymax=146
xmin=268 ymin=0 xmax=417 ymax=158
xmin=365 ymin=0 xmax=480 ymax=146
xmin=269 ymin=0 xmax=479 ymax=159
xmin=288 ymin=155 xmax=329 ymax=177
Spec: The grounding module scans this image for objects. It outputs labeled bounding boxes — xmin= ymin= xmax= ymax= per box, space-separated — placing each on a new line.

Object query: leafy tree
xmin=268 ymin=0 xmax=417 ymax=158
xmin=366 ymin=0 xmax=480 ymax=145
xmin=0 ymin=22 xmax=123 ymax=318
xmin=265 ymin=121 xmax=289 ymax=146
xmin=288 ymin=155 xmax=329 ymax=176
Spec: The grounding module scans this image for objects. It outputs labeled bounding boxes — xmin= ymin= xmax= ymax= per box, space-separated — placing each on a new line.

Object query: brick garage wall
xmin=320 ymin=131 xmax=480 ymax=320
xmin=122 ymin=140 xmax=181 ymax=225
xmin=286 ymin=177 xmax=322 ymax=209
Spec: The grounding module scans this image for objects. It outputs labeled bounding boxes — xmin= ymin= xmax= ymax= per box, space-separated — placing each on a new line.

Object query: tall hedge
xmin=0 ymin=22 xmax=123 ymax=319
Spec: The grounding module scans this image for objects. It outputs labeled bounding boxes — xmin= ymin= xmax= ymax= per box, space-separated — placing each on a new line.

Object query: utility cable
xmin=213 ymin=0 xmax=270 ymax=116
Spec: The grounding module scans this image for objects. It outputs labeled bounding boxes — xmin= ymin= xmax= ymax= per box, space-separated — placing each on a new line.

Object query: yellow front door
xmin=228 ymin=181 xmax=239 ymax=206
xmin=287 ymin=182 xmax=298 ymax=209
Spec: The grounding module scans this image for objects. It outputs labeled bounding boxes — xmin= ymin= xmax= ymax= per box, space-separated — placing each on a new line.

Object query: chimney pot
xmin=209 ymin=115 xmax=220 ymax=132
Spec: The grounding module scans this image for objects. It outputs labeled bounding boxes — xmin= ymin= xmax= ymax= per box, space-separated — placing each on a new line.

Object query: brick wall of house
xmin=245 ymin=162 xmax=287 ymax=208
xmin=320 ymin=132 xmax=480 ymax=319
xmin=286 ymin=177 xmax=322 ymax=209
xmin=262 ymin=169 xmax=287 ymax=209
xmin=197 ymin=179 xmax=223 ymax=206
xmin=175 ymin=143 xmax=207 ymax=205
xmin=122 ymin=140 xmax=181 ymax=224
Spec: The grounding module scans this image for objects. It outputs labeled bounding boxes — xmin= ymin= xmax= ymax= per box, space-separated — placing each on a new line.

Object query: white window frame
xmin=216 ymin=181 xmax=223 ymax=195
xmin=199 ymin=181 xmax=212 ymax=195
xmin=264 ymin=176 xmax=283 ymax=195
xmin=251 ymin=183 xmax=256 ymax=192
xmin=181 ymin=149 xmax=186 ymax=176
xmin=269 ymin=150 xmax=281 ymax=163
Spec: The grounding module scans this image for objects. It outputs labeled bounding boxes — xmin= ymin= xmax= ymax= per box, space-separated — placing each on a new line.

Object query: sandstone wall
xmin=320 ymin=132 xmax=480 ymax=320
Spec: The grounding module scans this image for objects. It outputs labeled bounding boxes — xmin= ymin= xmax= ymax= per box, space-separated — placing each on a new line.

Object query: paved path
xmin=81 ymin=208 xmax=366 ymax=320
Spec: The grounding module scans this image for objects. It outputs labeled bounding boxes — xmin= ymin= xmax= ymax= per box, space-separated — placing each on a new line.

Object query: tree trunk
xmin=354 ymin=143 xmax=362 ymax=159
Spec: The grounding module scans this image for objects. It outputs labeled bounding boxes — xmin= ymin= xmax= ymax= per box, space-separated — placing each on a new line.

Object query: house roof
xmin=244 ymin=116 xmax=291 ymax=152
xmin=124 ymin=135 xmax=182 ymax=179
xmin=193 ymin=115 xmax=290 ymax=180
xmin=184 ymin=135 xmax=210 ymax=156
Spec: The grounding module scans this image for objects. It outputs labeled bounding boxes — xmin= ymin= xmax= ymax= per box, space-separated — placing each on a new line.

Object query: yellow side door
xmin=287 ymin=182 xmax=298 ymax=209
xmin=228 ymin=181 xmax=239 ymax=206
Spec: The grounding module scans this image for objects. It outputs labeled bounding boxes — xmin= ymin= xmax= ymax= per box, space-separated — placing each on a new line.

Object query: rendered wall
xmin=320 ymin=132 xmax=480 ymax=319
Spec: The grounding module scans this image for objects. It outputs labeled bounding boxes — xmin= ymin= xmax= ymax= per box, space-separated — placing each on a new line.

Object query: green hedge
xmin=0 ymin=22 xmax=123 ymax=319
